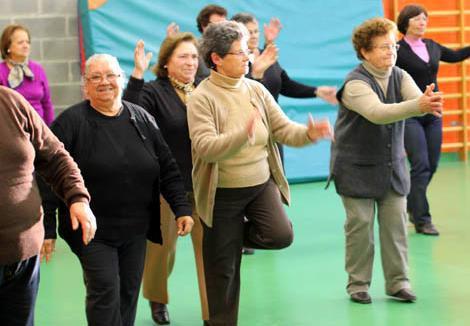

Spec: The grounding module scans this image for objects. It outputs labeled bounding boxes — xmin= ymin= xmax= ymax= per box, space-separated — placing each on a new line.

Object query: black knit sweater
xmin=123 ymin=76 xmax=198 ymax=192
xmin=42 ymin=100 xmax=191 ymax=254
xmin=396 ymin=38 xmax=470 ymax=92
xmin=247 ymin=49 xmax=317 ymax=102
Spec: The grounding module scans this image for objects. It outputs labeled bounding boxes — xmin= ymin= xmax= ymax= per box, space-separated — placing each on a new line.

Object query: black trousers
xmin=404 ymin=115 xmax=442 ymax=225
xmin=0 ymin=255 xmax=40 ymax=326
xmin=202 ymin=179 xmax=294 ymax=326
xmin=78 ymin=235 xmax=147 ymax=326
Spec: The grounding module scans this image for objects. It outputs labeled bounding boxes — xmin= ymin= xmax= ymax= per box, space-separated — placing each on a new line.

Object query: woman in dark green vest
xmin=330 ymin=17 xmax=443 ymax=305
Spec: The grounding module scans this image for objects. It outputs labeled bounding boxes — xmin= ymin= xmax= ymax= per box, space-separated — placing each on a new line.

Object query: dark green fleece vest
xmin=330 ymin=64 xmax=410 ymax=199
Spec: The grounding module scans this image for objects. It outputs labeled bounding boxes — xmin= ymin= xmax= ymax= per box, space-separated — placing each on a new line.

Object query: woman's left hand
xmin=176 ymin=216 xmax=194 ymax=236
xmin=307 ymin=114 xmax=334 ymax=142
xmin=69 ymin=201 xmax=97 ymax=245
xmin=251 ymin=44 xmax=278 ymax=79
xmin=40 ymin=239 xmax=56 ymax=263
xmin=166 ymin=22 xmax=180 ymax=37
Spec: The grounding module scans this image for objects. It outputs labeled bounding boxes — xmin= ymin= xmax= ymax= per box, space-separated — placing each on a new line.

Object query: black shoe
xmin=150 ymin=301 xmax=170 ymax=325
xmin=390 ymin=289 xmax=416 ymax=302
xmin=242 ymin=247 xmax=255 ymax=255
xmin=415 ymin=223 xmax=439 ymax=236
xmin=350 ymin=292 xmax=371 ymax=304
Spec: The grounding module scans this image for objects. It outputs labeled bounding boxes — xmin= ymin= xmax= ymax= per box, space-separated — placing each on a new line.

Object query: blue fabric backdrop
xmin=79 ymin=0 xmax=383 ymax=182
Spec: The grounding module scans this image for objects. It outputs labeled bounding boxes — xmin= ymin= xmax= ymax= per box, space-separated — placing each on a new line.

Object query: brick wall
xmin=0 ymin=0 xmax=81 ymax=115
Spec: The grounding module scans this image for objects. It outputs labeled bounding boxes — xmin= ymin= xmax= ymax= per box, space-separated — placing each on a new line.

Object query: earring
xmin=163 ymin=65 xmax=167 ymax=69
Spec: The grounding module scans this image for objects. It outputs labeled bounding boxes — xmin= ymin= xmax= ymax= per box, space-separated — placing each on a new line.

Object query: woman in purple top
xmin=0 ymin=24 xmax=54 ymax=125
xmin=396 ymin=4 xmax=470 ymax=236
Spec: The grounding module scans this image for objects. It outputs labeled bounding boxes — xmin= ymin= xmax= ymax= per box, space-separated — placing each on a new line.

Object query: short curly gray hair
xmin=199 ymin=20 xmax=244 ymax=69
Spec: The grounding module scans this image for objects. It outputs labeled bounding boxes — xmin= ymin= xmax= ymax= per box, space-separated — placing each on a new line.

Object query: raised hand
xmin=176 ymin=216 xmax=194 ymax=236
xmin=132 ymin=40 xmax=153 ymax=79
xmin=264 ymin=17 xmax=283 ymax=45
xmin=419 ymin=83 xmax=444 ymax=117
xmin=316 ymin=86 xmax=338 ymax=105
xmin=307 ymin=114 xmax=334 ymax=142
xmin=166 ymin=22 xmax=180 ymax=37
xmin=251 ymin=44 xmax=278 ymax=79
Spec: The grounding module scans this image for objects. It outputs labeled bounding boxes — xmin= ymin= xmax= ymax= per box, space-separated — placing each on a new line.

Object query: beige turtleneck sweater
xmin=187 ymin=70 xmax=312 ymax=226
xmin=342 ymin=61 xmax=423 ymax=124
xmin=207 ymin=73 xmax=270 ymax=188
xmin=178 ymin=71 xmax=270 ymax=187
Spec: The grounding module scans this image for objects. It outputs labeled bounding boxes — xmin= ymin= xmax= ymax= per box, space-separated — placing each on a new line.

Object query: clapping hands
xmin=419 ymin=83 xmax=443 ymax=117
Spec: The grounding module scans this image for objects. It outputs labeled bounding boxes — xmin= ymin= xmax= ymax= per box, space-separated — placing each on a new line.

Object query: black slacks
xmin=78 ymin=235 xmax=147 ymax=326
xmin=202 ymin=178 xmax=293 ymax=326
xmin=404 ymin=115 xmax=442 ymax=225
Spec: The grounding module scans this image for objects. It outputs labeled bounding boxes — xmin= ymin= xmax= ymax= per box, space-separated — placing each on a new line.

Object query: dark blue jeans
xmin=404 ymin=115 xmax=442 ymax=225
xmin=0 ymin=255 xmax=40 ymax=326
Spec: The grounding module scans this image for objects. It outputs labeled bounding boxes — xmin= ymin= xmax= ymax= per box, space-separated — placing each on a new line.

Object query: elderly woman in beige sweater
xmin=187 ymin=21 xmax=332 ymax=326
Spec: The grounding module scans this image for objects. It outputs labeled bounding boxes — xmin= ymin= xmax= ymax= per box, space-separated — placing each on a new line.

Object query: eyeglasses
xmin=86 ymin=73 xmax=120 ymax=84
xmin=226 ymin=50 xmax=249 ymax=57
xmin=373 ymin=44 xmax=400 ymax=52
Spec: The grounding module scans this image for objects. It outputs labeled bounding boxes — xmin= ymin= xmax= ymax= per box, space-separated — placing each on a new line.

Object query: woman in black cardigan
xmin=41 ymin=54 xmax=193 ymax=326
xmin=396 ymin=4 xmax=470 ymax=235
xmin=122 ymin=33 xmax=208 ymax=325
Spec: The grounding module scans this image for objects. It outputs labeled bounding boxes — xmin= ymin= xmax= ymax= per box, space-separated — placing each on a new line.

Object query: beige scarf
xmin=8 ymin=59 xmax=34 ymax=89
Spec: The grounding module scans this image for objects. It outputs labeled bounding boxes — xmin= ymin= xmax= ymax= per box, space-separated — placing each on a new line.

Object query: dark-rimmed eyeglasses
xmin=86 ymin=73 xmax=120 ymax=84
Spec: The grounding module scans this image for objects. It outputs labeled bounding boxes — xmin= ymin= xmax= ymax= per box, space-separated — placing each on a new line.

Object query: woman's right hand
xmin=132 ymin=40 xmax=153 ymax=79
xmin=419 ymin=83 xmax=443 ymax=117
xmin=246 ymin=106 xmax=262 ymax=140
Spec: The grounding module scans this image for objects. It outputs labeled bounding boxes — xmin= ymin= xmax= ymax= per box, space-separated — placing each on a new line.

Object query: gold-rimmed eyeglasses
xmin=373 ymin=44 xmax=400 ymax=52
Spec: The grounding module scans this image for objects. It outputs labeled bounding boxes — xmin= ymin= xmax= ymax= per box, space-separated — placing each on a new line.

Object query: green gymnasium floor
xmin=36 ymin=161 xmax=470 ymax=326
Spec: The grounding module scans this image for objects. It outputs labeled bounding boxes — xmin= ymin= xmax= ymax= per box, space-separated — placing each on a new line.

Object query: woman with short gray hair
xmin=198 ymin=21 xmax=243 ymax=69
xmin=188 ymin=21 xmax=332 ymax=325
